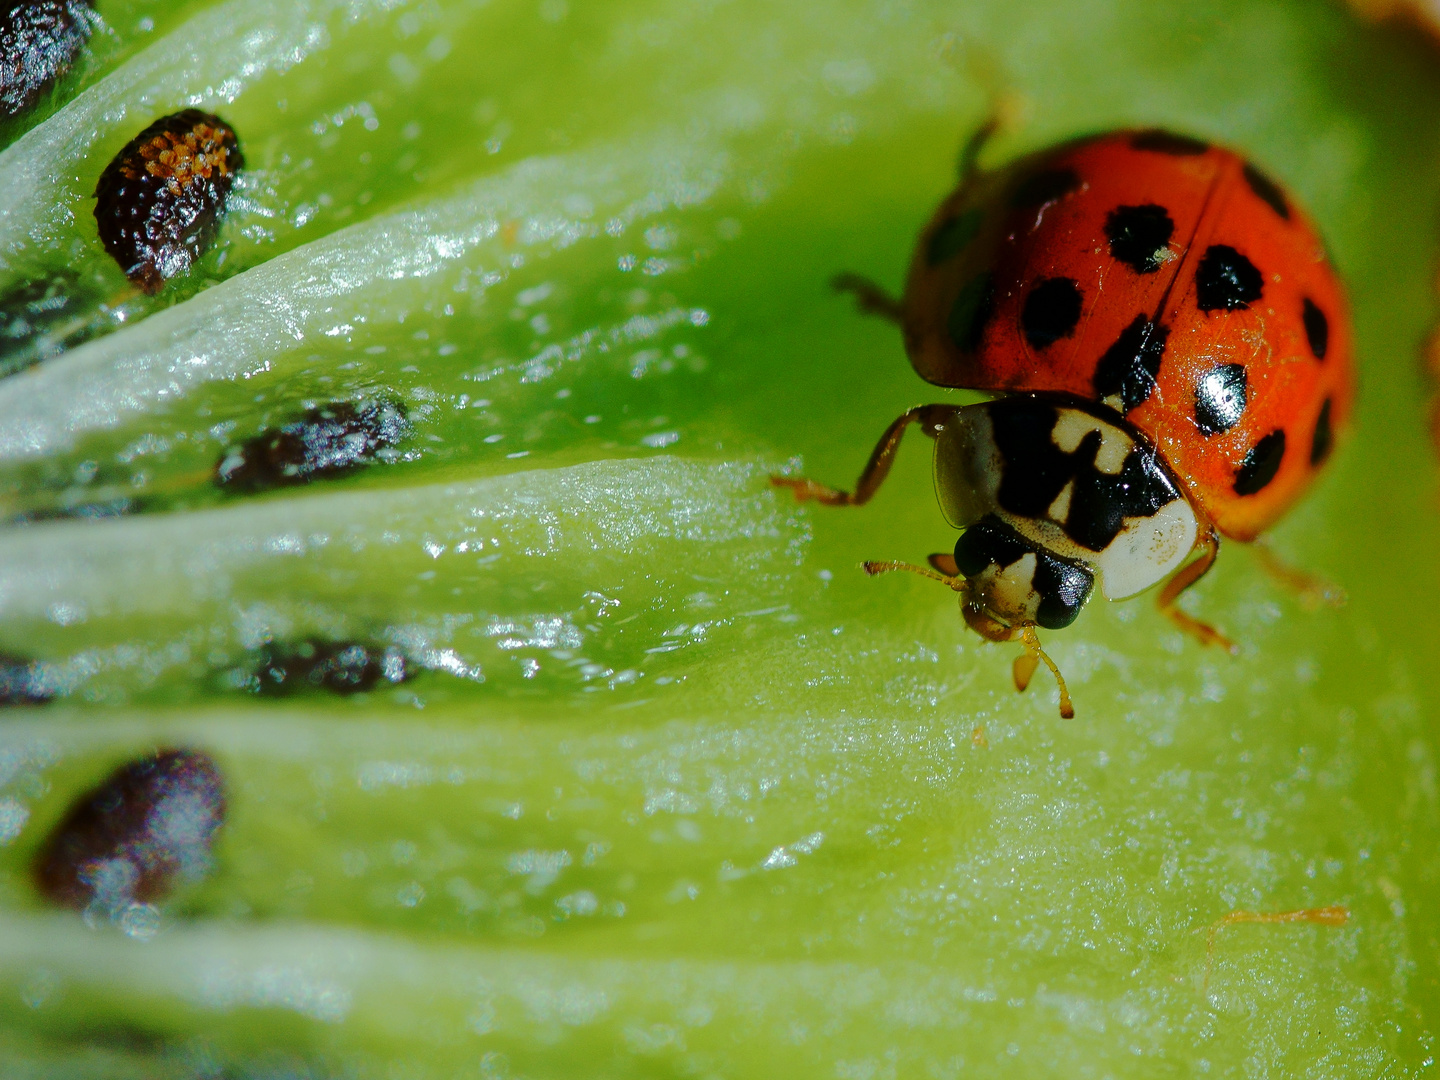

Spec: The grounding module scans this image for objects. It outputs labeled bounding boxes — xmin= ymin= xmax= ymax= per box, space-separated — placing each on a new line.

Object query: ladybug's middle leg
xmin=771 ymin=404 xmax=959 ymax=506
xmin=1156 ymin=528 xmax=1238 ymax=654
xmin=831 ymin=272 xmax=904 ymax=324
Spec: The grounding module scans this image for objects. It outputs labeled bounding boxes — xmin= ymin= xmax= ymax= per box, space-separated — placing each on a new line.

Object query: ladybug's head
xmin=953 ymin=515 xmax=1093 ymax=632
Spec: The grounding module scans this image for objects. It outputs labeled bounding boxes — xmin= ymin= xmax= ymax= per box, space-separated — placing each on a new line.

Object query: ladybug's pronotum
xmin=775 ymin=128 xmax=1354 ymax=716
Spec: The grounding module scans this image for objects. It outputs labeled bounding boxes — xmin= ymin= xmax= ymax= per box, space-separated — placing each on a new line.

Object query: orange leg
xmin=1203 ymin=905 xmax=1349 ymax=997
xmin=1156 ymin=528 xmax=1237 ymax=654
xmin=772 ymin=405 xmax=959 ymax=507
xmin=862 ymin=560 xmax=1075 ymax=719
xmin=1249 ymin=541 xmax=1347 ymax=611
xmin=927 ymin=552 xmax=959 ymax=576
xmin=1012 ymin=651 xmax=1039 ymax=692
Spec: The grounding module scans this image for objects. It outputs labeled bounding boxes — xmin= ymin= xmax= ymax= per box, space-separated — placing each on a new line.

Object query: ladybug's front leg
xmin=1155 ymin=528 xmax=1238 ymax=654
xmin=771 ymin=404 xmax=959 ymax=506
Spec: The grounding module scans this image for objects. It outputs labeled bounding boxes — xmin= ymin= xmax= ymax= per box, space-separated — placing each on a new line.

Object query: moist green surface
xmin=0 ymin=0 xmax=1437 ymax=1076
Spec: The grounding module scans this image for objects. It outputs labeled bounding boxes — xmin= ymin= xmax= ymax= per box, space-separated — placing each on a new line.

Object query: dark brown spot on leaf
xmin=214 ymin=398 xmax=409 ymax=492
xmin=0 ymin=652 xmax=53 ymax=705
xmin=0 ymin=0 xmax=93 ymax=119
xmin=246 ymin=639 xmax=413 ymax=696
xmin=93 ymin=109 xmax=243 ymax=294
xmin=32 ymin=748 xmax=226 ymax=912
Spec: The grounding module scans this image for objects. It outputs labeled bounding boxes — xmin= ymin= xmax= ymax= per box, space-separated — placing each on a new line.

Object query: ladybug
xmin=774 ymin=127 xmax=1354 ymax=717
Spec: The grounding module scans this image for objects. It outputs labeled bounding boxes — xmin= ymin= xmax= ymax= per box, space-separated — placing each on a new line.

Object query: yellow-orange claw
xmin=1166 ymin=608 xmax=1239 ymax=656
xmin=770 ymin=475 xmax=850 ymax=505
xmin=1012 ymin=651 xmax=1039 ymax=692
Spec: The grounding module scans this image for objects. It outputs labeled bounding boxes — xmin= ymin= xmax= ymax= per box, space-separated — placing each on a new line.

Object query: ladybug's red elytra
xmin=774 ymin=126 xmax=1355 ymax=717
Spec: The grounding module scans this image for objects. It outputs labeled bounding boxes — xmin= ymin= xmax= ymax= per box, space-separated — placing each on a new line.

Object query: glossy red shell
xmin=902 ymin=130 xmax=1354 ymax=542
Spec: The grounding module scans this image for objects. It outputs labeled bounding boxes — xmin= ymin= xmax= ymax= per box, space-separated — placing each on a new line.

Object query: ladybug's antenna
xmin=862 ymin=559 xmax=965 ymax=591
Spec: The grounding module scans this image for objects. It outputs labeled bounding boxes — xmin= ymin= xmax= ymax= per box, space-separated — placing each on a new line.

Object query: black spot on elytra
xmin=247 ymin=639 xmax=414 ymax=696
xmin=1130 ymin=130 xmax=1209 ymax=156
xmin=1243 ymin=161 xmax=1290 ymax=220
xmin=1303 ymin=298 xmax=1329 ymax=360
xmin=1310 ymin=398 xmax=1333 ymax=466
xmin=953 ymin=515 xmax=1093 ymax=630
xmin=987 ymin=397 xmax=1181 ymax=553
xmin=1021 ymin=277 xmax=1083 ymax=349
xmin=1010 ymin=167 xmax=1082 ymax=209
xmin=214 ymin=398 xmax=409 ymax=493
xmin=947 ymin=272 xmax=994 ymax=352
xmin=1235 ymin=430 xmax=1286 ymax=495
xmin=0 ymin=653 xmax=53 ymax=706
xmin=93 ymin=110 xmax=243 ymax=294
xmin=32 ymin=749 xmax=226 ymax=912
xmin=1194 ymin=364 xmax=1248 ymax=436
xmin=0 ymin=1 xmax=94 ymax=119
xmin=927 ymin=208 xmax=984 ymax=265
xmin=1093 ymin=314 xmax=1168 ymax=413
xmin=1105 ymin=204 xmax=1174 ymax=274
xmin=1196 ymin=244 xmax=1263 ymax=311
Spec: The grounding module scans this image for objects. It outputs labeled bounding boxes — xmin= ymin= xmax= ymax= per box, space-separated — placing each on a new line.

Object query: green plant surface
xmin=0 ymin=0 xmax=1438 ymax=1076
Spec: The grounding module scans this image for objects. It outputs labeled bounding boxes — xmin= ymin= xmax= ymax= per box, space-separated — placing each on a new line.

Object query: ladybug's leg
xmin=772 ymin=404 xmax=959 ymax=506
xmin=927 ymin=552 xmax=960 ymax=576
xmin=1156 ymin=528 xmax=1238 ymax=654
xmin=1249 ymin=542 xmax=1347 ymax=610
xmin=1017 ymin=625 xmax=1074 ymax=720
xmin=958 ymin=115 xmax=1000 ymax=185
xmin=831 ymin=271 xmax=904 ymax=325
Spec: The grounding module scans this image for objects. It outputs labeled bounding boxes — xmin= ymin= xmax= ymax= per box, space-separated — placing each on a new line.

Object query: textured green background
xmin=0 ymin=0 xmax=1437 ymax=1075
